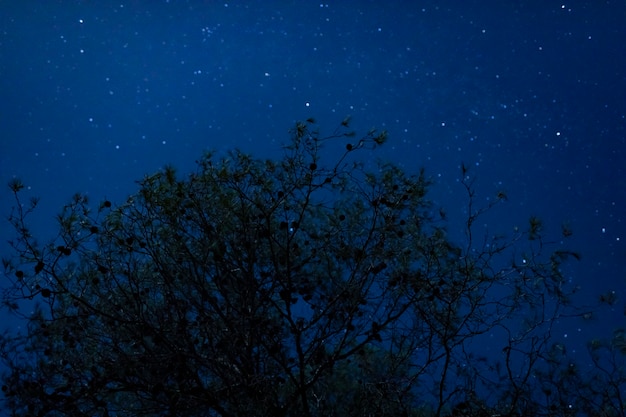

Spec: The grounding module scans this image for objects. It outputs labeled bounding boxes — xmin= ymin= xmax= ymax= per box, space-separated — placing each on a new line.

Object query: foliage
xmin=0 ymin=119 xmax=622 ymax=416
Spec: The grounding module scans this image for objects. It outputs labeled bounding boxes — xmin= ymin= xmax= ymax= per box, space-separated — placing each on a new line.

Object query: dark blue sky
xmin=1 ymin=0 xmax=625 ymax=373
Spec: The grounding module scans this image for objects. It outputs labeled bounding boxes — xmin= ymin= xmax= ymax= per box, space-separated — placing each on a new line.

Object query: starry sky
xmin=1 ymin=0 xmax=625 ymax=374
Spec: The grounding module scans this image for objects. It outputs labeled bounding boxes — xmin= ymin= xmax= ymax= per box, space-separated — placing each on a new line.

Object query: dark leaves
xmin=56 ymin=246 xmax=72 ymax=256
xmin=8 ymin=178 xmax=25 ymax=193
xmin=372 ymin=130 xmax=388 ymax=145
xmin=599 ymin=290 xmax=618 ymax=306
xmin=370 ymin=262 xmax=387 ymax=274
xmin=561 ymin=222 xmax=573 ymax=238
xmin=279 ymin=289 xmax=297 ymax=305
xmin=528 ymin=216 xmax=543 ymax=240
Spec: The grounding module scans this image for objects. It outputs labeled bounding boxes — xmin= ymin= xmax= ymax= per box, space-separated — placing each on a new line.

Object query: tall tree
xmin=0 ymin=119 xmax=604 ymax=416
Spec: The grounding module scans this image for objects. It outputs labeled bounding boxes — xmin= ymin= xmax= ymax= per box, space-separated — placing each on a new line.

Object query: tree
xmin=0 ymin=119 xmax=618 ymax=416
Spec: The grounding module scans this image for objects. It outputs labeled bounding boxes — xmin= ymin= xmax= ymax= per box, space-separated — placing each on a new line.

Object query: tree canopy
xmin=1 ymin=119 xmax=624 ymax=417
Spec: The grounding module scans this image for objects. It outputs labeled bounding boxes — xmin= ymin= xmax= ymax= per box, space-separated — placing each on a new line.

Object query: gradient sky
xmin=1 ymin=0 xmax=625 ymax=380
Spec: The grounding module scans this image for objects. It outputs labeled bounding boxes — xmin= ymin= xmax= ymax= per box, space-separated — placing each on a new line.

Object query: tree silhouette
xmin=0 ymin=119 xmax=622 ymax=416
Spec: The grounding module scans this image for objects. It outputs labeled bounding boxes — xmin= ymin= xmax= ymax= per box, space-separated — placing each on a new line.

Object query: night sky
xmin=1 ymin=0 xmax=625 ymax=388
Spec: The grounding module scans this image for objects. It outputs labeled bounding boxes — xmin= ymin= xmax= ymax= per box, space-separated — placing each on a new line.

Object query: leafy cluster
xmin=1 ymin=119 xmax=623 ymax=416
